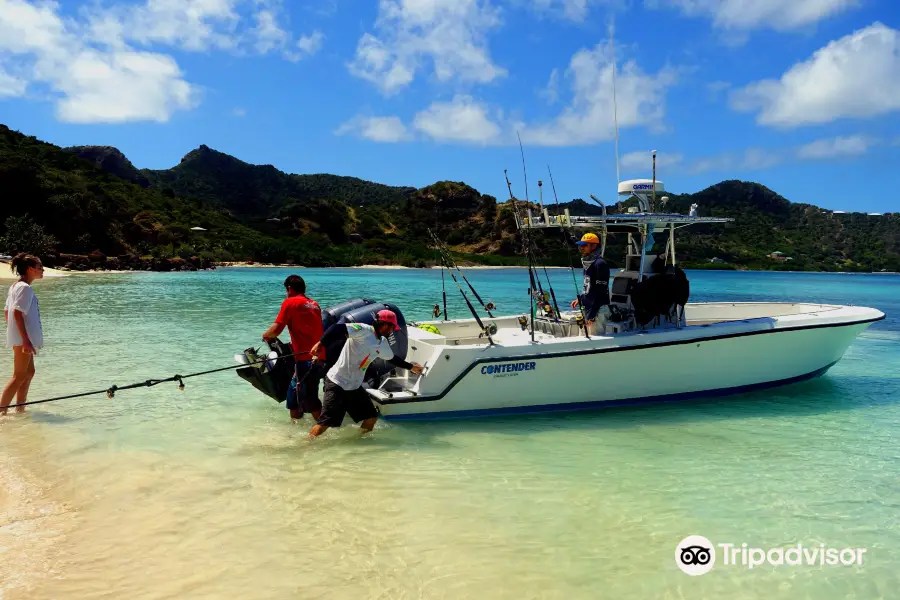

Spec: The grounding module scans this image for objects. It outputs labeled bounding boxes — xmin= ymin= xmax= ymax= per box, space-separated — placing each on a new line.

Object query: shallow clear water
xmin=1 ymin=268 xmax=899 ymax=599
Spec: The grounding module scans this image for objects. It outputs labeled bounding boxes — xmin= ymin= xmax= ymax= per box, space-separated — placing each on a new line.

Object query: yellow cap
xmin=576 ymin=233 xmax=600 ymax=246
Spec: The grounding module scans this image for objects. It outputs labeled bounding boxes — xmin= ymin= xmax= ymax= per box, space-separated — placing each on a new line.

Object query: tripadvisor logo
xmin=676 ymin=536 xmax=715 ymax=576
xmin=675 ymin=536 xmax=868 ymax=576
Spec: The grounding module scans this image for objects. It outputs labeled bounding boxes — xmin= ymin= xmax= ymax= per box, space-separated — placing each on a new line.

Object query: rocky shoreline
xmin=54 ymin=252 xmax=216 ymax=273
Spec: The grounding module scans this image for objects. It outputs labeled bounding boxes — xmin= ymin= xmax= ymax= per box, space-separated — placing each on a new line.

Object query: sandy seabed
xmin=0 ymin=419 xmax=77 ymax=600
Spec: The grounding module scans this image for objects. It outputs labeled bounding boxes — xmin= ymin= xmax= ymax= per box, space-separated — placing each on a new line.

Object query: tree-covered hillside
xmin=1 ymin=123 xmax=898 ymax=272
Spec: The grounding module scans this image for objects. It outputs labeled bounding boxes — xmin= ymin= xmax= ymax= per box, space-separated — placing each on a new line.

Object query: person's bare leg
xmin=359 ymin=417 xmax=378 ymax=433
xmin=14 ymin=355 xmax=35 ymax=413
xmin=0 ymin=348 xmax=29 ymax=415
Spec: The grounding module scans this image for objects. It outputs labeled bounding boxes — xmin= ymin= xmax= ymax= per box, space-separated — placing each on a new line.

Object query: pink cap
xmin=376 ymin=309 xmax=401 ymax=331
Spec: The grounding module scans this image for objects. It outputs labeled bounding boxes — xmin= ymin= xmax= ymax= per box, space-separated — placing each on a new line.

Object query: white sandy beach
xmin=0 ymin=267 xmax=136 ymax=282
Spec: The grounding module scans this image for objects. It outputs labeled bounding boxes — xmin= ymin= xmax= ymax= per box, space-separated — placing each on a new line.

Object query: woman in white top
xmin=1 ymin=253 xmax=44 ymax=415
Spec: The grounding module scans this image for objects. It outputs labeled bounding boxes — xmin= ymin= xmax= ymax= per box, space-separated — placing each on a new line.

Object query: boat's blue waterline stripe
xmin=374 ymin=316 xmax=883 ymax=408
xmin=380 ymin=360 xmax=840 ymax=421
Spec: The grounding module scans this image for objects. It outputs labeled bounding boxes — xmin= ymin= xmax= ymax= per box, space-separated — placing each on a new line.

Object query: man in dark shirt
xmin=262 ymin=275 xmax=325 ymax=421
xmin=569 ymin=232 xmax=611 ymax=333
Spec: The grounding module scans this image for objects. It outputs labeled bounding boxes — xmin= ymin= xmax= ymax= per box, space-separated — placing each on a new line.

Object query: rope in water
xmin=1 ymin=348 xmax=309 ymax=410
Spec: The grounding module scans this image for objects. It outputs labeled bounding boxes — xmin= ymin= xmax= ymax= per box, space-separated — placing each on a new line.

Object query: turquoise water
xmin=1 ymin=267 xmax=898 ymax=599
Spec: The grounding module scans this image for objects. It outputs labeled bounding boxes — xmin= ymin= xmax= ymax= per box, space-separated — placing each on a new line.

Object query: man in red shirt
xmin=262 ymin=275 xmax=326 ymax=421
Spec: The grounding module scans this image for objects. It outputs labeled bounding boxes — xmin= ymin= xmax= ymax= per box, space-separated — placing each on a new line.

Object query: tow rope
xmin=1 ymin=348 xmax=308 ymax=411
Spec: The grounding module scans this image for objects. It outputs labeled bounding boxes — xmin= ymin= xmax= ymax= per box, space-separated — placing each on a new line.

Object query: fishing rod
xmin=528 ymin=242 xmax=563 ymax=323
xmin=0 ymin=347 xmax=314 ymax=411
xmin=433 ymin=201 xmax=449 ymax=321
xmin=429 ymin=230 xmax=496 ymax=318
xmin=525 ymin=179 xmax=563 ymax=324
xmin=504 ymin=168 xmax=537 ymax=341
xmin=548 ymin=165 xmax=591 ymax=339
xmin=440 ymin=265 xmax=448 ymax=321
xmin=427 ymin=229 xmax=496 ymax=344
xmin=513 ymin=136 xmax=562 ymax=325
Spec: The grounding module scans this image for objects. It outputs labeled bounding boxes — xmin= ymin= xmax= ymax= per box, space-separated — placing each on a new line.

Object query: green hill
xmin=142 ymin=144 xmax=416 ymax=216
xmin=1 ymin=122 xmax=898 ymax=272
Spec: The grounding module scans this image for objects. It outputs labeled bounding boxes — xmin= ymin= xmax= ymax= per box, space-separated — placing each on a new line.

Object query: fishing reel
xmin=517 ymin=315 xmax=528 ymax=331
xmin=479 ymin=322 xmax=498 ymax=338
xmin=485 ymin=301 xmax=496 ymax=312
xmin=541 ymin=302 xmax=555 ymax=317
xmin=530 ymin=289 xmax=551 ymax=303
xmin=432 ymin=304 xmax=442 ymax=318
xmin=575 ymin=314 xmax=586 ymax=330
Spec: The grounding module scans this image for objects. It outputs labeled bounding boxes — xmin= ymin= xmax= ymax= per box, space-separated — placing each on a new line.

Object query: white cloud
xmin=232 ymin=107 xmax=247 ymax=117
xmin=0 ymin=0 xmax=321 ymax=123
xmin=55 ymin=50 xmax=198 ymax=124
xmin=348 ymin=0 xmax=506 ymax=95
xmin=336 ymin=96 xmax=505 ymax=144
xmin=95 ymin=0 xmax=242 ymax=52
xmin=0 ymin=67 xmax=28 ymax=97
xmin=79 ymin=0 xmax=320 ymax=61
xmin=730 ymin=23 xmax=900 ymax=128
xmin=0 ymin=0 xmax=198 ymax=123
xmin=648 ymin=0 xmax=858 ymax=31
xmin=251 ymin=8 xmax=290 ymax=55
xmin=336 ymin=39 xmax=678 ymax=148
xmin=295 ymin=30 xmax=324 ymax=57
xmin=335 ymin=116 xmax=411 ymax=143
xmin=539 ymin=68 xmax=560 ymax=104
xmin=249 ymin=7 xmax=323 ymax=61
xmin=519 ymin=40 xmax=679 ymax=146
xmin=412 ymin=95 xmax=503 ymax=144
xmin=796 ymin=135 xmax=871 ymax=159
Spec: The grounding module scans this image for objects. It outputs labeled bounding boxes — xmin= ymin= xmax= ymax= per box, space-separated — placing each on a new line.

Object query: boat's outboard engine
xmin=235 ymin=338 xmax=296 ymax=403
xmin=322 ymin=298 xmax=376 ymax=330
xmin=334 ymin=301 xmax=409 ymax=384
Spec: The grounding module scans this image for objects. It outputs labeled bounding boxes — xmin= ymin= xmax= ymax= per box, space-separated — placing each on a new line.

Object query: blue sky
xmin=1 ymin=0 xmax=898 ymax=213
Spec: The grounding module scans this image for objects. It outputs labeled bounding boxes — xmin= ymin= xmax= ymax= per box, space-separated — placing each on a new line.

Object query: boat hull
xmin=372 ymin=315 xmax=879 ymax=421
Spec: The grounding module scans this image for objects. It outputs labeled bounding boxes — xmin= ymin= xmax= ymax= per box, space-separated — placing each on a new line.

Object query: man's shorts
xmin=286 ymin=361 xmax=323 ymax=416
xmin=317 ymin=378 xmax=378 ymax=427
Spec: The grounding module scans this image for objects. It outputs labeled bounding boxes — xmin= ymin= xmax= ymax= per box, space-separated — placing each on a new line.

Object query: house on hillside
xmin=767 ymin=251 xmax=793 ymax=262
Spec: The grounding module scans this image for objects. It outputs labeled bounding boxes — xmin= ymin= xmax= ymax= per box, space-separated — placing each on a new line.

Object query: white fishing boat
xmin=235 ymin=26 xmax=883 ymax=421
xmin=236 ymin=176 xmax=884 ymax=421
